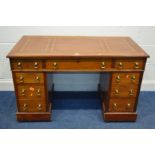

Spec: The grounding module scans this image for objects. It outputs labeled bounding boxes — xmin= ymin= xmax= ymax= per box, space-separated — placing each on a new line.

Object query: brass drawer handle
xmin=127 ymin=103 xmax=131 ymax=107
xmin=134 ymin=62 xmax=139 ymax=69
xmin=38 ymin=104 xmax=42 ymax=111
xmin=36 ymin=89 xmax=41 ymax=96
xmin=129 ymin=89 xmax=134 ymax=96
xmin=100 ymin=62 xmax=105 ymax=69
xmin=115 ymin=75 xmax=121 ymax=83
xmin=23 ymin=103 xmax=28 ymax=111
xmin=113 ymin=102 xmax=117 ymax=110
xmin=126 ymin=103 xmax=131 ymax=110
xmin=19 ymin=76 xmax=24 ymax=83
xmin=21 ymin=89 xmax=26 ymax=96
xmin=53 ymin=62 xmax=57 ymax=70
xmin=114 ymin=89 xmax=119 ymax=95
xmin=34 ymin=62 xmax=39 ymax=69
xmin=17 ymin=62 xmax=22 ymax=68
xmin=118 ymin=62 xmax=123 ymax=69
xmin=35 ymin=76 xmax=40 ymax=81
xmin=131 ymin=75 xmax=136 ymax=82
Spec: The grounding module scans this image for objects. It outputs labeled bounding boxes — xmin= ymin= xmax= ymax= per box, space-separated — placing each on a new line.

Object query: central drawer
xmin=46 ymin=59 xmax=112 ymax=71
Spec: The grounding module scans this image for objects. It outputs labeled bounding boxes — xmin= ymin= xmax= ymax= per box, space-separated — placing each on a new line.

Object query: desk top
xmin=7 ymin=36 xmax=149 ymax=58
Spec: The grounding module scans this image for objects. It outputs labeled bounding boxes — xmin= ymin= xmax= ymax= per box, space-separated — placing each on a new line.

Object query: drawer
xmin=11 ymin=60 xmax=43 ymax=70
xmin=46 ymin=59 xmax=112 ymax=71
xmin=112 ymin=73 xmax=141 ymax=85
xmin=114 ymin=59 xmax=145 ymax=70
xmin=15 ymin=73 xmax=44 ymax=84
xmin=109 ymin=98 xmax=135 ymax=112
xmin=110 ymin=84 xmax=138 ymax=98
xmin=17 ymin=85 xmax=45 ymax=99
xmin=18 ymin=99 xmax=46 ymax=112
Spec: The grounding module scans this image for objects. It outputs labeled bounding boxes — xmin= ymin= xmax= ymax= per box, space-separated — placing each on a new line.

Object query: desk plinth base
xmin=103 ymin=112 xmax=137 ymax=122
xmin=16 ymin=104 xmax=51 ymax=122
xmin=16 ymin=112 xmax=51 ymax=121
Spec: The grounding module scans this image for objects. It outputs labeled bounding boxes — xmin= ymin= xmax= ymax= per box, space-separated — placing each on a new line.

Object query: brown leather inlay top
xmin=7 ymin=36 xmax=149 ymax=58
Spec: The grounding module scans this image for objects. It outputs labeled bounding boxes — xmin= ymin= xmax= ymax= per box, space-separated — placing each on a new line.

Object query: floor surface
xmin=0 ymin=91 xmax=155 ymax=129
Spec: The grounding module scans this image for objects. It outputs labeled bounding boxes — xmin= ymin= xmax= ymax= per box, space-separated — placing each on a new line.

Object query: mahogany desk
xmin=7 ymin=36 xmax=149 ymax=122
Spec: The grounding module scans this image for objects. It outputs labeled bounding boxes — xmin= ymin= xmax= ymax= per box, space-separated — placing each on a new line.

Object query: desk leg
xmin=13 ymin=72 xmax=52 ymax=121
xmin=100 ymin=72 xmax=143 ymax=122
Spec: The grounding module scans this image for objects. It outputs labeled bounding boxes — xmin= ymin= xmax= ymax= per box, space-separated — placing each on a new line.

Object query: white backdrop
xmin=0 ymin=26 xmax=154 ymax=91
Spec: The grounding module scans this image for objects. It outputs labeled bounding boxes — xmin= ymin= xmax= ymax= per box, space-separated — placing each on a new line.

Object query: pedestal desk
xmin=7 ymin=36 xmax=149 ymax=122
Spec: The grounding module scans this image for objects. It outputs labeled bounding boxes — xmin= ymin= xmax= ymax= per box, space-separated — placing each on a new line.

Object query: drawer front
xmin=17 ymin=85 xmax=45 ymax=99
xmin=109 ymin=98 xmax=135 ymax=112
xmin=15 ymin=73 xmax=44 ymax=84
xmin=18 ymin=99 xmax=46 ymax=112
xmin=11 ymin=60 xmax=43 ymax=70
xmin=110 ymin=84 xmax=138 ymax=98
xmin=112 ymin=73 xmax=141 ymax=85
xmin=114 ymin=59 xmax=145 ymax=70
xmin=46 ymin=59 xmax=112 ymax=71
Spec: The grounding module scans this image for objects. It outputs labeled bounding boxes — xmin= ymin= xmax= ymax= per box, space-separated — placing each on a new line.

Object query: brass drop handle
xmin=114 ymin=89 xmax=119 ymax=95
xmin=23 ymin=103 xmax=28 ymax=111
xmin=134 ymin=62 xmax=139 ymax=69
xmin=116 ymin=75 xmax=121 ymax=83
xmin=17 ymin=62 xmax=22 ymax=68
xmin=19 ymin=76 xmax=24 ymax=83
xmin=131 ymin=75 xmax=136 ymax=82
xmin=118 ymin=62 xmax=123 ymax=69
xmin=36 ymin=89 xmax=41 ymax=96
xmin=127 ymin=103 xmax=131 ymax=107
xmin=113 ymin=102 xmax=117 ymax=110
xmin=21 ymin=89 xmax=26 ymax=96
xmin=126 ymin=103 xmax=131 ymax=110
xmin=23 ymin=103 xmax=27 ymax=107
xmin=34 ymin=62 xmax=39 ymax=69
xmin=38 ymin=104 xmax=42 ymax=111
xmin=100 ymin=62 xmax=105 ymax=69
xmin=129 ymin=89 xmax=134 ymax=96
xmin=53 ymin=62 xmax=57 ymax=70
xmin=36 ymin=76 xmax=40 ymax=81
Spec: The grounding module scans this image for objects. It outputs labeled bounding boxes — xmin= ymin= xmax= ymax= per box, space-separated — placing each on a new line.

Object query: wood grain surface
xmin=7 ymin=36 xmax=149 ymax=58
xmin=7 ymin=36 xmax=149 ymax=122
